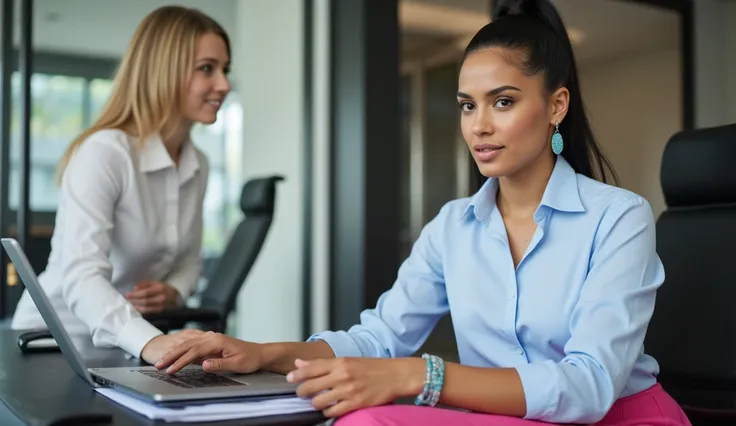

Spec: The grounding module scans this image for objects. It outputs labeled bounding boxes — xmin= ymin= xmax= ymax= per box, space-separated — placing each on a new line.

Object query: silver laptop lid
xmin=1 ymin=237 xmax=97 ymax=387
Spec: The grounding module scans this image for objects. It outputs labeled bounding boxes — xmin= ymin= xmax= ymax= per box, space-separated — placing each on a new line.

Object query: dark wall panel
xmin=330 ymin=0 xmax=401 ymax=331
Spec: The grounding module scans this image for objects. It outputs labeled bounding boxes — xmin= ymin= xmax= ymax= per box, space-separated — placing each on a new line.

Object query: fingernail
xmin=286 ymin=372 xmax=294 ymax=382
xmin=203 ymin=361 xmax=211 ymax=369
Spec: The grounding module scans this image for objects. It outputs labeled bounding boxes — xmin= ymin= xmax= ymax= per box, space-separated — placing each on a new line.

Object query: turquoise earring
xmin=551 ymin=122 xmax=564 ymax=155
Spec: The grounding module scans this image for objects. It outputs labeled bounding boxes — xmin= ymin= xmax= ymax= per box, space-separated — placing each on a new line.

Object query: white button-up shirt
xmin=11 ymin=129 xmax=209 ymax=357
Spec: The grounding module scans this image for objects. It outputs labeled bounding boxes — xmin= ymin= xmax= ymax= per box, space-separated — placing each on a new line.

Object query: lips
xmin=473 ymin=144 xmax=504 ymax=162
xmin=204 ymin=99 xmax=222 ymax=114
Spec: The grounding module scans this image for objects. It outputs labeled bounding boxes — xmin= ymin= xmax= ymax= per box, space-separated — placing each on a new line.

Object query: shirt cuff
xmin=115 ymin=316 xmax=164 ymax=358
xmin=515 ymin=360 xmax=560 ymax=420
xmin=306 ymin=330 xmax=363 ymax=358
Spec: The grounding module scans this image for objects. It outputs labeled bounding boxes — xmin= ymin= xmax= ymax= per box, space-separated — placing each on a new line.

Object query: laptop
xmin=1 ymin=237 xmax=298 ymax=405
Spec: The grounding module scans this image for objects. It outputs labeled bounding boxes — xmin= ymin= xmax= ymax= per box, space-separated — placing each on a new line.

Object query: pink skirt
xmin=334 ymin=383 xmax=691 ymax=426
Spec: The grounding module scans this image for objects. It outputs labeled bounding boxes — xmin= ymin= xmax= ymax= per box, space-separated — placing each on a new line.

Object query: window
xmin=89 ymin=79 xmax=114 ymax=120
xmin=9 ymin=73 xmax=86 ymax=211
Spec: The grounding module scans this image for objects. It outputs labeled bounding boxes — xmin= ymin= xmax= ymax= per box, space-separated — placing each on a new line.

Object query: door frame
xmin=616 ymin=0 xmax=694 ymax=130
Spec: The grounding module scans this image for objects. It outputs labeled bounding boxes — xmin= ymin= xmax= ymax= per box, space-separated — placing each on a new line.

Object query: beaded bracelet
xmin=415 ymin=353 xmax=445 ymax=407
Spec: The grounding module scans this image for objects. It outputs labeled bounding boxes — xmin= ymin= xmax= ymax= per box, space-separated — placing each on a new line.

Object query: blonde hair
xmin=56 ymin=6 xmax=230 ymax=183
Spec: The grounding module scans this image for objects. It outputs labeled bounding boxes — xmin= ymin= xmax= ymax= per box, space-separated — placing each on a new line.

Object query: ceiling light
xmin=400 ymin=2 xmax=490 ymax=36
xmin=567 ymin=28 xmax=585 ymax=45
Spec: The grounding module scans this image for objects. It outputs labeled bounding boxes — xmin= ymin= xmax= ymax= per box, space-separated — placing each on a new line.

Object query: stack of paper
xmin=95 ymin=388 xmax=318 ymax=422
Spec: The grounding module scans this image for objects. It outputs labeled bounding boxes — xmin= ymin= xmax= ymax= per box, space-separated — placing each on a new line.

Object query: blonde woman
xmin=11 ymin=6 xmax=232 ymax=365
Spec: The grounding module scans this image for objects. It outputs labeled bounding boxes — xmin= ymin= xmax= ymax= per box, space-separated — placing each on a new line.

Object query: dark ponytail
xmin=463 ymin=0 xmax=617 ymax=184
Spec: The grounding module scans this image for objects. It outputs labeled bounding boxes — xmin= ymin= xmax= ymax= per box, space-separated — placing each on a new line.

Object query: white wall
xmin=693 ymin=0 xmax=729 ymax=128
xmin=694 ymin=0 xmax=736 ymax=128
xmin=726 ymin=1 xmax=736 ymax=123
xmin=580 ymin=48 xmax=682 ymax=218
xmin=310 ymin=0 xmax=331 ymax=335
xmin=232 ymin=1 xmax=305 ymax=343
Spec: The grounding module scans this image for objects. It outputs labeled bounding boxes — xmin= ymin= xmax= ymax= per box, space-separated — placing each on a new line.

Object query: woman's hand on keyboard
xmin=154 ymin=332 xmax=263 ymax=375
xmin=140 ymin=329 xmax=206 ymax=365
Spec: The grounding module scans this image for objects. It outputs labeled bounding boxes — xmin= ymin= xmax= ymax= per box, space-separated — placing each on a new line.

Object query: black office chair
xmin=144 ymin=175 xmax=284 ymax=333
xmin=644 ymin=123 xmax=736 ymax=426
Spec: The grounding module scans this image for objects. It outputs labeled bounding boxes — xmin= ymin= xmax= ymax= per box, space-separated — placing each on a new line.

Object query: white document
xmin=95 ymin=388 xmax=318 ymax=422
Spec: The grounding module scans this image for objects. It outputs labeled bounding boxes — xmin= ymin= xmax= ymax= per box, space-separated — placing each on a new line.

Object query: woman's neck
xmin=496 ymin=153 xmax=556 ymax=219
xmin=162 ymin=120 xmax=193 ymax=165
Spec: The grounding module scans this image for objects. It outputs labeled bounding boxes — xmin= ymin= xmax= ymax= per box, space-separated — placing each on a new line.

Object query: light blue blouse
xmin=309 ymin=155 xmax=663 ymax=423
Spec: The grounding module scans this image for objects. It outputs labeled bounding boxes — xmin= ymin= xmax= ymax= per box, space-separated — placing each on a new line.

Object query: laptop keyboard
xmin=135 ymin=369 xmax=247 ymax=388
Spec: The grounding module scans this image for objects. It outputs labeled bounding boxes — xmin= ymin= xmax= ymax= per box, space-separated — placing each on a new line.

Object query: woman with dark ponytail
xmin=155 ymin=0 xmax=690 ymax=424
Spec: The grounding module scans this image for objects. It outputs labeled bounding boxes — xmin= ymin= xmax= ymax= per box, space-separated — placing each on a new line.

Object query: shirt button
xmin=510 ymin=294 xmax=516 ymax=300
xmin=517 ymin=347 xmax=524 ymax=355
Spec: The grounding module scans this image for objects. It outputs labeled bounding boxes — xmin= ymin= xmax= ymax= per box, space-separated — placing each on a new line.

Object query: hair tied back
xmin=493 ymin=0 xmax=571 ymax=47
xmin=493 ymin=0 xmax=541 ymax=20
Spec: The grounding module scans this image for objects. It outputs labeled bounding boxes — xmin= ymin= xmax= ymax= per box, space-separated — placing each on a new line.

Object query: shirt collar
xmin=461 ymin=155 xmax=585 ymax=222
xmin=539 ymin=155 xmax=585 ymax=213
xmin=138 ymin=133 xmax=200 ymax=183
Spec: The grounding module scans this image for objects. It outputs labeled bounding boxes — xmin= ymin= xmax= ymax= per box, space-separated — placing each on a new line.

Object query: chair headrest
xmin=240 ymin=175 xmax=284 ymax=215
xmin=661 ymin=123 xmax=736 ymax=208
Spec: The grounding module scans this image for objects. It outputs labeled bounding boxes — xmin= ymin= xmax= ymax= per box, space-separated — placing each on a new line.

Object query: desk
xmin=0 ymin=329 xmax=327 ymax=426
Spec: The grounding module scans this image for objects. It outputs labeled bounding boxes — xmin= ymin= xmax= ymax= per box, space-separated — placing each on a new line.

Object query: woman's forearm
xmin=399 ymin=358 xmax=527 ymax=417
xmin=259 ymin=342 xmax=528 ymax=417
xmin=259 ymin=340 xmax=336 ymax=375
xmin=442 ymin=363 xmax=527 ymax=416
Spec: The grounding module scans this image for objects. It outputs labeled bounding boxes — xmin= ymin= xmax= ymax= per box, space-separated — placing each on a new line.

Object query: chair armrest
xmin=143 ymin=308 xmax=223 ymax=333
xmin=143 ymin=308 xmax=222 ymax=323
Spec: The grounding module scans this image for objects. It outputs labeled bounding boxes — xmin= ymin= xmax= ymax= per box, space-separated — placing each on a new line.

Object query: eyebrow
xmin=196 ymin=57 xmax=231 ymax=66
xmin=457 ymin=85 xmax=521 ymax=99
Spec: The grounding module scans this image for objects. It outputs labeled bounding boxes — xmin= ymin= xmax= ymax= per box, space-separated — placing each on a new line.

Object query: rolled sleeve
xmin=516 ymin=196 xmax=664 ymax=423
xmin=515 ymin=360 xmax=560 ymax=419
xmin=307 ymin=331 xmax=363 ymax=358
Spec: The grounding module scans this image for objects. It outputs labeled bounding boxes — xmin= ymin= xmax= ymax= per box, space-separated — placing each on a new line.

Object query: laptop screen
xmin=1 ymin=238 xmax=97 ymax=387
